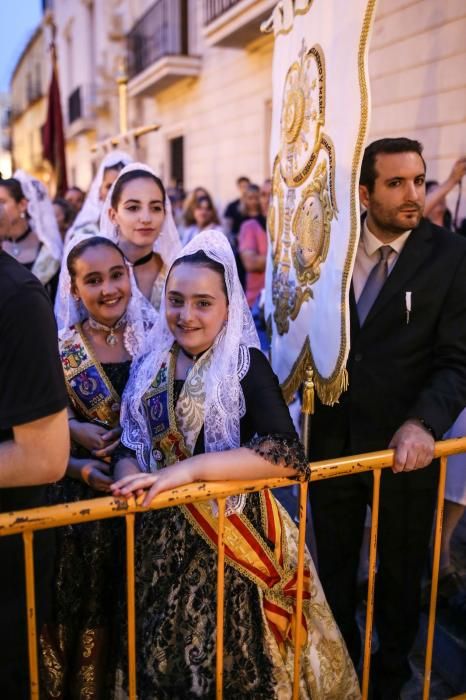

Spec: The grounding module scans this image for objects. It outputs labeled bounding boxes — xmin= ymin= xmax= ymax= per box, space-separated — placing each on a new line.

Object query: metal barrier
xmin=0 ymin=436 xmax=465 ymax=700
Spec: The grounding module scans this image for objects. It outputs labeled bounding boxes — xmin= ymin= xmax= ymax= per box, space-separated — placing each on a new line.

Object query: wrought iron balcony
xmin=203 ymin=0 xmax=241 ymax=25
xmin=127 ymin=0 xmax=201 ymax=97
xmin=128 ymin=0 xmax=189 ymax=79
xmin=202 ymin=0 xmax=276 ymax=48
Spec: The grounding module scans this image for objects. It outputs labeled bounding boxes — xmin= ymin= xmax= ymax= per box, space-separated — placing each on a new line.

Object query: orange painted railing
xmin=0 ymin=436 xmax=465 ymax=700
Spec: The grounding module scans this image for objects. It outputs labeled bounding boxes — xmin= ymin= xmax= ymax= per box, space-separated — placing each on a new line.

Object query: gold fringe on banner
xmin=280 ymin=338 xmax=349 ymax=408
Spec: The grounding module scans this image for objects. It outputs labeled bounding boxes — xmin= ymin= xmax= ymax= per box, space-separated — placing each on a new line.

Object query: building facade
xmin=9 ymin=0 xmax=466 ymax=215
xmin=9 ymin=25 xmax=49 ymax=180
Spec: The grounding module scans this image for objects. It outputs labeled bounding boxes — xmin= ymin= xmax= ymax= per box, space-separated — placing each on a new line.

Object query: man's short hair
xmin=236 ymin=176 xmax=250 ymax=186
xmin=360 ymin=138 xmax=426 ymax=193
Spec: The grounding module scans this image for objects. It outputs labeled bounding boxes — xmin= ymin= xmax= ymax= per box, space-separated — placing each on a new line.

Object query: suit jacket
xmin=309 ymin=218 xmax=466 ymax=488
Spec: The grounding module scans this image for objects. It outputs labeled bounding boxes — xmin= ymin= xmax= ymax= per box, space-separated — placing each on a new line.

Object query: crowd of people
xmin=0 ymin=141 xmax=465 ymax=699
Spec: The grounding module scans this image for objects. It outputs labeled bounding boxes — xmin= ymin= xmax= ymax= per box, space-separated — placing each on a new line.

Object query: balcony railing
xmin=67 ymin=84 xmax=96 ymax=126
xmin=204 ymin=0 xmax=241 ymax=25
xmin=127 ymin=0 xmax=189 ymax=80
xmin=202 ymin=0 xmax=276 ymax=48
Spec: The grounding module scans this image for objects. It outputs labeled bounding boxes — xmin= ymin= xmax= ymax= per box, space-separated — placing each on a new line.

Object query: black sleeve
xmin=241 ymin=348 xmax=309 ymax=479
xmin=0 ymin=282 xmax=68 ymax=430
xmin=241 ymin=348 xmax=298 ymax=437
xmin=224 ymin=201 xmax=236 ymax=219
xmin=407 ymin=246 xmax=466 ymax=437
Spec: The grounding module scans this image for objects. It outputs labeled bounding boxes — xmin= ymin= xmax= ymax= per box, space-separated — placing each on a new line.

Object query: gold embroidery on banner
xmin=270 ymin=42 xmax=337 ymax=340
xmin=279 ymin=44 xmax=325 ymax=188
xmin=268 ymin=1 xmax=378 ymax=406
xmin=292 ymin=160 xmax=332 ymax=287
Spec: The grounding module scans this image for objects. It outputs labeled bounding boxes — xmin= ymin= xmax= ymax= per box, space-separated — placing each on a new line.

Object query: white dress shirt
xmin=353 ymin=219 xmax=412 ymax=302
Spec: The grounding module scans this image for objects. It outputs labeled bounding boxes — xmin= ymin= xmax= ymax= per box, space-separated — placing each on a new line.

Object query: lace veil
xmin=58 ymin=231 xmax=157 ymax=357
xmin=13 ymin=169 xmax=63 ymax=262
xmin=121 ymin=229 xmax=260 ymax=471
xmin=99 ymin=161 xmax=181 ymax=267
xmin=65 ymin=150 xmax=133 ymax=243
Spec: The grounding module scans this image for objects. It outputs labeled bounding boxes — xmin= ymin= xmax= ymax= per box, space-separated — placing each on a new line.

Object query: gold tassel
xmin=301 ymin=365 xmax=315 ymax=415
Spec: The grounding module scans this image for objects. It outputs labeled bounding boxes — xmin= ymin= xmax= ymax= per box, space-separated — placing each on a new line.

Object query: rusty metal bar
xmin=292 ymin=481 xmax=308 ymax=700
xmin=423 ymin=456 xmax=447 ymax=700
xmin=361 ymin=468 xmax=381 ymax=700
xmin=23 ymin=531 xmax=39 ymax=700
xmin=2 ymin=439 xmax=465 ymax=538
xmin=216 ymin=498 xmax=226 ymax=700
xmin=126 ymin=513 xmax=137 ymax=700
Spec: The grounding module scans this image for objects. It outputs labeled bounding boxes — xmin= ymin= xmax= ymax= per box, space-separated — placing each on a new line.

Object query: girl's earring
xmin=20 ymin=212 xmax=26 ymax=219
xmin=115 ymin=224 xmax=121 ymax=242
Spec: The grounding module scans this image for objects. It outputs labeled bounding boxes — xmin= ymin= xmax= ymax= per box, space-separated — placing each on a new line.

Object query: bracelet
xmin=417 ymin=418 xmax=436 ymax=439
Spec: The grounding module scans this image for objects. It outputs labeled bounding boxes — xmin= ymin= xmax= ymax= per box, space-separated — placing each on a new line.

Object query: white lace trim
xmin=120 ymin=230 xmax=261 ymax=516
xmin=56 ymin=231 xmax=157 ymax=357
xmin=64 ymin=150 xmax=133 ymax=245
xmin=13 ymin=169 xmax=63 ymax=263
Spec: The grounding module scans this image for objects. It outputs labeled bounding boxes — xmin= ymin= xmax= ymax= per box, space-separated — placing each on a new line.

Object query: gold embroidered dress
xmin=115 ymin=344 xmax=360 ymax=699
xmin=40 ymin=325 xmax=131 ymax=699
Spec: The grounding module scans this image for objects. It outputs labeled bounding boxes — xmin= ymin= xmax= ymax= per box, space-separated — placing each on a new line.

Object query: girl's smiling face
xmin=71 ymin=244 xmax=131 ymax=326
xmin=165 ymin=262 xmax=228 ymax=356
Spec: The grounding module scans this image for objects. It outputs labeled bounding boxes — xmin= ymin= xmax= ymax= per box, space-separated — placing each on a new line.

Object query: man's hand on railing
xmin=388 ymin=419 xmax=435 ymax=473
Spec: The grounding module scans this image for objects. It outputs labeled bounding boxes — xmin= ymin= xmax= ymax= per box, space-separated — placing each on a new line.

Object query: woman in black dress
xmin=40 ymin=235 xmax=157 ymax=699
xmin=111 ymin=230 xmax=360 ymax=699
xmin=0 ymin=171 xmax=62 ymax=299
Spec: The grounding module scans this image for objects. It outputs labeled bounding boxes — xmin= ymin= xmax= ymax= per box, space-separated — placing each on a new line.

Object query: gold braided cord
xmin=277 ymin=0 xmax=378 ymax=406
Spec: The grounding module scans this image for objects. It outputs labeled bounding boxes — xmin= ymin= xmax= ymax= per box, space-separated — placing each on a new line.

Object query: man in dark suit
xmin=309 ymin=137 xmax=466 ymax=699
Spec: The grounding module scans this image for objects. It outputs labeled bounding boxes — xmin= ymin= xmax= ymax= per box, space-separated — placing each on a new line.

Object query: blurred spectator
xmin=182 ymin=195 xmax=223 ymax=245
xmin=238 ymin=180 xmax=271 ymax=307
xmin=64 ymin=186 xmax=85 ymax=217
xmin=167 ymin=185 xmax=186 ymax=232
xmin=223 ymin=176 xmax=251 ymax=238
xmin=183 ymin=187 xmax=211 ymax=227
xmin=53 ymin=198 xmax=75 ymax=240
xmin=424 ymin=157 xmax=466 ymax=231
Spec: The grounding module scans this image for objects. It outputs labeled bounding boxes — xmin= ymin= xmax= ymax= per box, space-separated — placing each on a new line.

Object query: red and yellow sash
xmin=143 ymin=346 xmax=312 ymax=656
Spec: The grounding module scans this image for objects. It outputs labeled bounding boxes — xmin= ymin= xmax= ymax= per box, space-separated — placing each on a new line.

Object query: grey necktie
xmin=357 ymin=245 xmax=393 ymax=325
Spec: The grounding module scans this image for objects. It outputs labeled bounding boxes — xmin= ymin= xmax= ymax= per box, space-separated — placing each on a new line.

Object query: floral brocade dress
xmin=114 ymin=347 xmax=360 ymax=699
xmin=40 ymin=325 xmax=131 ymax=699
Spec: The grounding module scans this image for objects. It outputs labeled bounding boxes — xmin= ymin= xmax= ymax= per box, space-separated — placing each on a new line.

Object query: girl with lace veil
xmin=0 ymin=170 xmax=63 ymax=297
xmin=65 ymin=149 xmax=132 ymax=243
xmin=100 ymin=162 xmax=181 ymax=312
xmin=110 ymin=230 xmax=360 ymax=699
xmin=40 ymin=233 xmax=157 ymax=699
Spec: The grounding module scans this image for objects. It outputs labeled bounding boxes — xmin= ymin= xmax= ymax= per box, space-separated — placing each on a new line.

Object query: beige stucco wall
xmin=10 ymin=27 xmax=49 ymax=179
xmin=369 ymin=0 xmax=466 ymax=214
xmin=10 ymin=0 xmax=465 ymax=217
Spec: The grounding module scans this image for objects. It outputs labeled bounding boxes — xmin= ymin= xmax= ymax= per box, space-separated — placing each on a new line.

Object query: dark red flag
xmin=42 ymin=58 xmax=68 ymax=196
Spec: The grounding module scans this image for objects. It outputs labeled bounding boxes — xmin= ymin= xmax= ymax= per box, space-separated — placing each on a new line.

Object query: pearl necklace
xmin=87 ymin=312 xmax=127 ymax=346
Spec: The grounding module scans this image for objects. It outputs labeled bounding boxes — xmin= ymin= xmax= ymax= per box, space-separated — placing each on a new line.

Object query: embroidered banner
xmin=263 ymin=0 xmax=378 ymax=404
